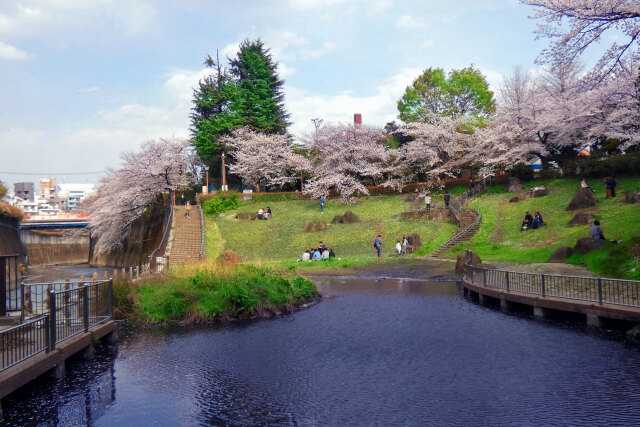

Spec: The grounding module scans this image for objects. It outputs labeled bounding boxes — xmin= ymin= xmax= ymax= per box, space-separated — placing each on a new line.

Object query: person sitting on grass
xmin=329 ymin=248 xmax=336 ymax=258
xmin=302 ymin=250 xmax=311 ymax=262
xmin=521 ymin=212 xmax=533 ymax=231
xmin=258 ymin=208 xmax=264 ymax=220
xmin=313 ymin=248 xmax=322 ymax=261
xmin=263 ymin=207 xmax=271 ymax=220
xmin=531 ymin=212 xmax=544 ymax=229
xmin=322 ymin=248 xmax=330 ymax=260
xmin=590 ymin=220 xmax=605 ymax=240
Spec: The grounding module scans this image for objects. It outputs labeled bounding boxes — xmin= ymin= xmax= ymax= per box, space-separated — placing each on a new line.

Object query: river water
xmin=3 ymin=278 xmax=640 ymax=426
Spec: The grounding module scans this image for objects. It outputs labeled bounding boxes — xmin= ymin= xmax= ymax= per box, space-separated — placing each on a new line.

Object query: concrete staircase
xmin=169 ymin=205 xmax=203 ymax=265
xmin=431 ymin=208 xmax=481 ymax=257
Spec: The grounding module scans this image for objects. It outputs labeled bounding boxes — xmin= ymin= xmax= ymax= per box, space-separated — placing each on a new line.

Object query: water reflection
xmin=3 ymin=278 xmax=640 ymax=426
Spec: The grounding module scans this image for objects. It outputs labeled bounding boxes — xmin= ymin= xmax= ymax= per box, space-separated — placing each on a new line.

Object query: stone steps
xmin=170 ymin=205 xmax=203 ymax=265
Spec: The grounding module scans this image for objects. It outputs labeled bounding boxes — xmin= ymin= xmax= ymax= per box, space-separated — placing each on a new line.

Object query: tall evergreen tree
xmin=190 ymin=39 xmax=290 ymax=170
xmin=190 ymin=51 xmax=240 ymax=163
xmin=229 ymin=39 xmax=290 ymax=134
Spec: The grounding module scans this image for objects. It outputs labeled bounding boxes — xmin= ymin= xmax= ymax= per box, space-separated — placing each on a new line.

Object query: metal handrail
xmin=464 ymin=250 xmax=640 ymax=308
xmin=149 ymin=194 xmax=174 ymax=262
xmin=198 ymin=198 xmax=205 ymax=259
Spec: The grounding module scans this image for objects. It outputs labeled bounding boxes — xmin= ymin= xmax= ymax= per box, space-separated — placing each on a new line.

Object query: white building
xmin=56 ymin=183 xmax=96 ymax=211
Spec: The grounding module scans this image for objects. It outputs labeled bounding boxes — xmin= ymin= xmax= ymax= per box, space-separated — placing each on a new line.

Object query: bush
xmin=565 ymin=153 xmax=640 ymax=178
xmin=508 ymin=164 xmax=535 ymax=182
xmin=0 ymin=201 xmax=24 ymax=221
xmin=202 ymin=192 xmax=242 ymax=216
xmin=251 ymin=192 xmax=307 ymax=202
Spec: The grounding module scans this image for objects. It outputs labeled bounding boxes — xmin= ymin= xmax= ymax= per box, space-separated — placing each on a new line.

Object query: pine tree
xmin=190 ymin=51 xmax=240 ymax=163
xmin=229 ymin=39 xmax=290 ymax=135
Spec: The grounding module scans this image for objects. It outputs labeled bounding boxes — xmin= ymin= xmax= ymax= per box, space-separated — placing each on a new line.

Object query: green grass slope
xmin=206 ymin=195 xmax=458 ymax=263
xmin=446 ymin=177 xmax=640 ymax=278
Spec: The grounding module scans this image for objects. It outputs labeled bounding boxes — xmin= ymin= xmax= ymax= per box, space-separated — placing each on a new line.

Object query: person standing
xmin=185 ymin=201 xmax=191 ymax=218
xmin=401 ymin=236 xmax=408 ymax=256
xmin=395 ymin=240 xmax=402 ymax=256
xmin=611 ymin=176 xmax=617 ymax=197
xmin=319 ymin=195 xmax=325 ymax=213
xmin=425 ymin=193 xmax=431 ymax=211
xmin=373 ymin=235 xmax=382 ymax=259
xmin=444 ymin=192 xmax=451 ymax=208
xmin=605 ymin=177 xmax=614 ymax=199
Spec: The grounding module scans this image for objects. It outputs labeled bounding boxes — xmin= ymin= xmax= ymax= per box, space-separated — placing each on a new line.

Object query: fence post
xmin=49 ymin=291 xmax=56 ymax=350
xmin=483 ymin=268 xmax=487 ymax=286
xmin=598 ymin=277 xmax=603 ymax=305
xmin=109 ymin=278 xmax=114 ymax=319
xmin=541 ymin=274 xmax=546 ymax=298
xmin=505 ymin=272 xmax=510 ymax=292
xmin=44 ymin=315 xmax=51 ymax=353
xmin=82 ymin=285 xmax=89 ymax=333
xmin=20 ymin=282 xmax=25 ymax=322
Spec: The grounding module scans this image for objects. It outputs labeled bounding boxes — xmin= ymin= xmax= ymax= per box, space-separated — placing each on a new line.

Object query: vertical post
xmin=483 ymin=268 xmax=487 ymax=286
xmin=82 ymin=285 xmax=89 ymax=333
xmin=44 ymin=315 xmax=51 ymax=353
xmin=108 ymin=279 xmax=113 ymax=319
xmin=0 ymin=257 xmax=6 ymax=317
xmin=505 ymin=271 xmax=510 ymax=292
xmin=598 ymin=277 xmax=603 ymax=305
xmin=541 ymin=274 xmax=546 ymax=298
xmin=300 ymin=170 xmax=304 ymax=193
xmin=221 ymin=152 xmax=227 ymax=191
xmin=206 ymin=168 xmax=209 ymax=194
xmin=49 ymin=291 xmax=56 ymax=350
xmin=20 ymin=282 xmax=25 ymax=322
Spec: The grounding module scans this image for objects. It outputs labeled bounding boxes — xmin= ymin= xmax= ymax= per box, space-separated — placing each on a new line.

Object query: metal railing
xmin=148 ymin=195 xmax=173 ymax=272
xmin=198 ymin=199 xmax=205 ymax=260
xmin=0 ymin=279 xmax=113 ymax=372
xmin=464 ymin=250 xmax=640 ymax=308
xmin=0 ymin=315 xmax=49 ymax=371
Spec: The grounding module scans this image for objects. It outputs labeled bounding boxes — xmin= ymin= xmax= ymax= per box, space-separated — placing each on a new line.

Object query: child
xmin=395 ymin=240 xmax=402 ymax=256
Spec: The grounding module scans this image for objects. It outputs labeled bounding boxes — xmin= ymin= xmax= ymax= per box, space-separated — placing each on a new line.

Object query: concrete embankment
xmin=21 ymin=230 xmax=89 ymax=265
xmin=0 ymin=218 xmax=23 ymax=258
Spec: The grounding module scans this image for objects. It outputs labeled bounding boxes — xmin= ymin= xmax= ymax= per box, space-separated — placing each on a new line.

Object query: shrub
xmin=251 ymin=192 xmax=307 ymax=202
xmin=0 ymin=202 xmax=24 ymax=221
xmin=565 ymin=152 xmax=640 ymax=178
xmin=202 ymin=192 xmax=241 ymax=216
xmin=508 ymin=164 xmax=535 ymax=182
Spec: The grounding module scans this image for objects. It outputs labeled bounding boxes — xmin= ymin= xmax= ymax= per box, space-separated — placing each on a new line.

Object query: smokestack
xmin=354 ymin=113 xmax=362 ymax=126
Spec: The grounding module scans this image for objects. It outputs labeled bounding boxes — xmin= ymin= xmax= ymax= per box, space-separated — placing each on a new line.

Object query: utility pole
xmin=221 ymin=152 xmax=227 ymax=191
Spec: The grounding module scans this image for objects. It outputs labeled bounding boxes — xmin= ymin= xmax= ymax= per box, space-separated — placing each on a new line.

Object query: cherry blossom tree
xmin=397 ymin=116 xmax=475 ymax=179
xmin=222 ymin=127 xmax=310 ymax=191
xmin=304 ymin=122 xmax=391 ymax=202
xmin=88 ymin=138 xmax=191 ymax=254
xmin=522 ymin=0 xmax=640 ymax=83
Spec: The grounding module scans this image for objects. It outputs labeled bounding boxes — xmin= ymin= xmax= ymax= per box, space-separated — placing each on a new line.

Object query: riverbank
xmin=113 ymin=264 xmax=319 ymax=324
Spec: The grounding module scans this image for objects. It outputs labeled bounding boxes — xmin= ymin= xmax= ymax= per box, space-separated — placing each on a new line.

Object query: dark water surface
xmin=4 ymin=278 xmax=640 ymax=426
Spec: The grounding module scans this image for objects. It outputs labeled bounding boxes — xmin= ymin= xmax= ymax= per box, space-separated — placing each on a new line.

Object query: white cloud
xmin=300 ymin=41 xmax=337 ymax=59
xmin=0 ymin=41 xmax=30 ymax=60
xmin=164 ymin=68 xmax=213 ymax=102
xmin=396 ymin=15 xmax=425 ymax=29
xmin=78 ymin=86 xmax=101 ymax=93
xmin=221 ymin=42 xmax=239 ymax=60
xmin=286 ymin=67 xmax=420 ymax=139
xmin=420 ymin=39 xmax=435 ymax=49
xmin=278 ymin=62 xmax=295 ymax=77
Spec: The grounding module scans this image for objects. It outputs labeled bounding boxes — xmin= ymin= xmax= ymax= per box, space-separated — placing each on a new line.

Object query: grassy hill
xmin=204 ymin=195 xmax=458 ymax=263
xmin=445 ymin=177 xmax=640 ymax=279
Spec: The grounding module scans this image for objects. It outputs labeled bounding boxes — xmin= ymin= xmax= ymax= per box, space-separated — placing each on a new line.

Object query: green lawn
xmin=205 ymin=195 xmax=458 ymax=263
xmin=445 ymin=177 xmax=640 ymax=270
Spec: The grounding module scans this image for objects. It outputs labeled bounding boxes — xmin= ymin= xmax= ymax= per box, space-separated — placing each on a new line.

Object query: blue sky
xmin=0 ymin=0 xmax=550 ymax=188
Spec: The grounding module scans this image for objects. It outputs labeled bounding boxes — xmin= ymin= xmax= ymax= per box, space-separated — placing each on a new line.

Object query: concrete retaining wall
xmin=21 ymin=230 xmax=89 ymax=265
xmin=0 ymin=217 xmax=24 ymax=258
